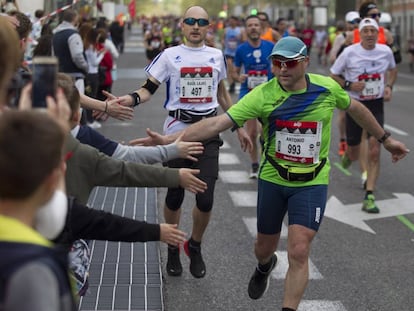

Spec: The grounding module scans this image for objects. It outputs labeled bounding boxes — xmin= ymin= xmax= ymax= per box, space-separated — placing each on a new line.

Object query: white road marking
xmin=219 ymin=153 xmax=241 ymax=165
xmin=298 ymin=300 xmax=347 ymax=311
xmin=273 ymin=251 xmax=323 ymax=280
xmin=325 ymin=193 xmax=414 ymax=234
xmin=228 ymin=190 xmax=257 ymax=207
xmin=219 ymin=171 xmax=255 ymax=183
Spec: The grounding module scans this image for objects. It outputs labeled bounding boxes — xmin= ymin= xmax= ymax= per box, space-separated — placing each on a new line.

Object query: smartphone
xmin=32 ymin=56 xmax=58 ymax=108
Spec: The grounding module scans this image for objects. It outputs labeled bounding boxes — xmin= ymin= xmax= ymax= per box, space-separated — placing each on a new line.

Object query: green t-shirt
xmin=227 ymin=73 xmax=350 ymax=186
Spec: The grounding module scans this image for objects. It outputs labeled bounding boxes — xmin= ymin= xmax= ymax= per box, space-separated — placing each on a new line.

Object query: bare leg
xmin=365 ymin=136 xmax=381 ymax=192
xmin=283 ymin=224 xmax=317 ymax=309
xmin=255 ymin=232 xmax=280 ymax=264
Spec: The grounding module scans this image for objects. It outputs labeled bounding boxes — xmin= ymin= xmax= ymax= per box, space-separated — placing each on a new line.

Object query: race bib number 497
xmin=180 ymin=67 xmax=213 ymax=103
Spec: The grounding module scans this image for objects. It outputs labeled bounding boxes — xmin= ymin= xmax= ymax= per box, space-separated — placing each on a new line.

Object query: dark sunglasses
xmin=368 ymin=13 xmax=381 ymax=19
xmin=272 ymin=57 xmax=306 ymax=69
xmin=183 ymin=17 xmax=210 ymax=27
xmin=350 ymin=18 xmax=361 ymax=25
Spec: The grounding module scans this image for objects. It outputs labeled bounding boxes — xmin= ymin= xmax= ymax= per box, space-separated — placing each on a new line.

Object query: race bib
xmin=358 ymin=72 xmax=381 ymax=100
xmin=228 ymin=39 xmax=238 ymax=49
xmin=275 ymin=120 xmax=322 ymax=164
xmin=247 ymin=70 xmax=268 ymax=90
xmin=150 ymin=39 xmax=161 ymax=49
xmin=180 ymin=67 xmax=213 ymax=103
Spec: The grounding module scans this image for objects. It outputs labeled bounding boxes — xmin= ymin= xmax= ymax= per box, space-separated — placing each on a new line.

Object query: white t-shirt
xmin=145 ymin=44 xmax=227 ymax=135
xmin=330 ymin=43 xmax=395 ymax=100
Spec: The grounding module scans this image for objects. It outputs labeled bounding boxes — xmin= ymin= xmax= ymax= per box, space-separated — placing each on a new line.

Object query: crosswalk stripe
xmin=228 ymin=190 xmax=256 ymax=207
xmin=219 ymin=171 xmax=255 ymax=184
xmin=221 ymin=139 xmax=230 ymax=149
xmin=298 ymin=300 xmax=347 ymax=311
xmin=272 ymin=251 xmax=323 ymax=280
xmin=219 ymin=153 xmax=241 ymax=165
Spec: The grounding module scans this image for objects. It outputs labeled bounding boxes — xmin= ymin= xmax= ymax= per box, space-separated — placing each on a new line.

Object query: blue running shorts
xmin=257 ymin=179 xmax=328 ymax=234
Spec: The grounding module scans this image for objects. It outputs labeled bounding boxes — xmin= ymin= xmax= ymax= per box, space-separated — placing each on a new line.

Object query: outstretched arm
xmin=347 ymin=98 xmax=409 ymax=162
xmin=80 ymin=92 xmax=134 ymax=121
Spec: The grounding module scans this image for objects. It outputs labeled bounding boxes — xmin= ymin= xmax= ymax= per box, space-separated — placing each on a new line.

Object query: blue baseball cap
xmin=269 ymin=37 xmax=308 ymax=59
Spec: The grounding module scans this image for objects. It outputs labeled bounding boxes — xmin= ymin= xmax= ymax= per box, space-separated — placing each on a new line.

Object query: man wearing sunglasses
xmin=232 ymin=14 xmax=274 ymax=179
xmin=344 ymin=1 xmax=394 ymax=46
xmin=139 ymin=36 xmax=408 ymax=310
xmin=330 ymin=18 xmax=398 ymax=214
xmin=114 ymin=6 xmax=250 ymax=279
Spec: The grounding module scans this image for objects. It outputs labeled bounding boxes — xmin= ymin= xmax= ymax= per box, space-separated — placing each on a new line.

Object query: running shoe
xmin=362 ymin=194 xmax=380 ymax=213
xmin=183 ymin=240 xmax=206 ymax=278
xmin=247 ymin=253 xmax=278 ymax=300
xmin=341 ymin=153 xmax=352 ymax=169
xmin=338 ymin=140 xmax=348 ymax=156
xmin=166 ymin=246 xmax=182 ymax=276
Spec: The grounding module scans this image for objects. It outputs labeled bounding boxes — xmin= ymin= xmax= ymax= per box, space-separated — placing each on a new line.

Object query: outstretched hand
xmin=174 ymin=132 xmax=204 ymax=161
xmin=101 ymin=90 xmax=134 ymax=120
xmin=236 ymin=127 xmax=253 ymax=153
xmin=384 ymin=137 xmax=410 ymax=163
xmin=129 ymin=128 xmax=167 ymax=146
xmin=159 ymin=224 xmax=186 ymax=246
xmin=178 ymin=168 xmax=207 ymax=194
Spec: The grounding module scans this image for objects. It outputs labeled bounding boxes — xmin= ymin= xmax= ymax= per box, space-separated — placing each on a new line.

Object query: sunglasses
xmin=368 ymin=13 xmax=381 ymax=19
xmin=183 ymin=17 xmax=210 ymax=27
xmin=272 ymin=57 xmax=306 ymax=69
xmin=350 ymin=18 xmax=361 ymax=25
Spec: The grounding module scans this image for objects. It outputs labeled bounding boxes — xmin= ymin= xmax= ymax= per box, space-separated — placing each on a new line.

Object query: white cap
xmin=359 ymin=18 xmax=379 ymax=31
xmin=345 ymin=11 xmax=360 ymax=23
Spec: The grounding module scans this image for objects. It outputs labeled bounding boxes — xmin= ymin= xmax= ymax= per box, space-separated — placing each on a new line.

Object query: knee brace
xmin=165 ymin=187 xmax=185 ymax=211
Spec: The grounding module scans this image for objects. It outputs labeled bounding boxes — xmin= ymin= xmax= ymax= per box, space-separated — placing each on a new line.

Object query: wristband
xmin=129 ymin=92 xmax=141 ymax=107
xmin=386 ymin=84 xmax=393 ymax=90
xmin=344 ymin=80 xmax=352 ymax=90
xmin=104 ymin=100 xmax=108 ymax=113
xmin=377 ymin=131 xmax=391 ymax=143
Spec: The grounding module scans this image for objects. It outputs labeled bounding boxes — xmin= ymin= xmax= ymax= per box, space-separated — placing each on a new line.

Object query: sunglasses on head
xmin=183 ymin=17 xmax=210 ymax=27
xmin=368 ymin=13 xmax=381 ymax=19
xmin=272 ymin=57 xmax=306 ymax=69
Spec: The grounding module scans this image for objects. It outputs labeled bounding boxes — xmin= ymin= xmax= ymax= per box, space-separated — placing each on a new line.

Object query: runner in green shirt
xmin=136 ymin=37 xmax=409 ymax=311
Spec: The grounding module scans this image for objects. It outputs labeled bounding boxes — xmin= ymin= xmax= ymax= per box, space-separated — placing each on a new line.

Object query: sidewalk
xmin=78 ymin=25 xmax=164 ymax=311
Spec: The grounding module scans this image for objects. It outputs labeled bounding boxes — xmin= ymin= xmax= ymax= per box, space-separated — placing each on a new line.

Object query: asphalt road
xmin=99 ymin=26 xmax=414 ymax=311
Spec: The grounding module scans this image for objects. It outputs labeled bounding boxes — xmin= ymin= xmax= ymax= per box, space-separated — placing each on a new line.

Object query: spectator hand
xmin=101 ymin=91 xmax=134 ymax=120
xmin=174 ymin=132 xmax=204 ymax=161
xmin=19 ymin=84 xmax=70 ymax=132
xmin=103 ymin=89 xmax=134 ymax=107
xmin=178 ymin=168 xmax=207 ymax=194
xmin=159 ymin=224 xmax=186 ymax=246
xmin=129 ymin=128 xmax=167 ymax=146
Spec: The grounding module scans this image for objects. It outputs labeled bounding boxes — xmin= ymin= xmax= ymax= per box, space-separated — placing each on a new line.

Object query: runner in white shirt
xmin=330 ymin=18 xmax=397 ymax=213
xmin=115 ymin=5 xmax=250 ymax=279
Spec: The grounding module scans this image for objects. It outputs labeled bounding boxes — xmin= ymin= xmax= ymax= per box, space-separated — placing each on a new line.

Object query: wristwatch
xmin=344 ymin=80 xmax=352 ymax=90
xmin=377 ymin=131 xmax=391 ymax=143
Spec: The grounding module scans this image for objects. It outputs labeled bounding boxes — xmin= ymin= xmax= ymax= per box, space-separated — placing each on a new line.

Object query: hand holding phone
xmin=32 ymin=56 xmax=58 ymax=108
